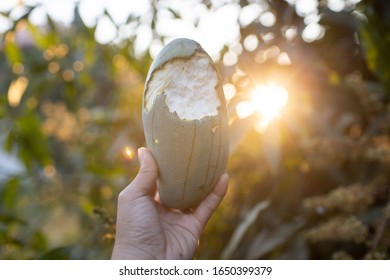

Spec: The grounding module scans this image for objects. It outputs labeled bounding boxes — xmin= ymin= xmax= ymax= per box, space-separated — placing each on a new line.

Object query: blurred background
xmin=1 ymin=0 xmax=390 ymax=260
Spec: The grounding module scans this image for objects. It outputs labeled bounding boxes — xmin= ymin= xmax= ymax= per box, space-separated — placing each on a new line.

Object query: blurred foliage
xmin=0 ymin=4 xmax=148 ymax=259
xmin=1 ymin=0 xmax=390 ymax=260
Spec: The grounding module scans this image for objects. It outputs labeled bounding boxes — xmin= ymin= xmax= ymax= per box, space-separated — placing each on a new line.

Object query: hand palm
xmin=127 ymin=196 xmax=203 ymax=259
xmin=112 ymin=148 xmax=228 ymax=260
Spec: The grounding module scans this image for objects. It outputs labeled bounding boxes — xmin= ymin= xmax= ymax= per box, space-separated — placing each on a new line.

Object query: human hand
xmin=111 ymin=147 xmax=229 ymax=260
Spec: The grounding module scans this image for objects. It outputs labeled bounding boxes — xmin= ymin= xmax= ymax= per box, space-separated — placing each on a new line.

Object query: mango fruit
xmin=142 ymin=38 xmax=229 ymax=209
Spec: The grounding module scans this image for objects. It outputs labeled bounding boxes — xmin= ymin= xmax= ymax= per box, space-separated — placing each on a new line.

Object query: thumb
xmin=123 ymin=147 xmax=159 ymax=199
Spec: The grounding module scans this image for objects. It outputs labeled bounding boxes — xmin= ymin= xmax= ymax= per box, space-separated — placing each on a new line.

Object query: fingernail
xmin=221 ymin=173 xmax=229 ymax=182
xmin=138 ymin=148 xmax=145 ymax=165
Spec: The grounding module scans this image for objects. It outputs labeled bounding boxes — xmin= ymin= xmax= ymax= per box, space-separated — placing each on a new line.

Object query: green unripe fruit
xmin=142 ymin=38 xmax=229 ymax=210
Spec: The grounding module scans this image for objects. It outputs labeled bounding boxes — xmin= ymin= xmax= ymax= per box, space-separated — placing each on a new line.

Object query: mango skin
xmin=142 ymin=38 xmax=229 ymax=209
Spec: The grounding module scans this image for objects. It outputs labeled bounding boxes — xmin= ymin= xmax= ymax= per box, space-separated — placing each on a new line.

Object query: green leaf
xmin=245 ymin=220 xmax=305 ymax=259
xmin=31 ymin=231 xmax=48 ymax=252
xmin=15 ymin=111 xmax=51 ymax=168
xmin=221 ymin=200 xmax=270 ymax=259
xmin=0 ymin=211 xmax=26 ymax=225
xmin=4 ymin=35 xmax=22 ymax=64
xmin=1 ymin=178 xmax=20 ymax=209
xmin=4 ymin=129 xmax=15 ymax=152
xmin=27 ymin=21 xmax=50 ymax=49
xmin=38 ymin=247 xmax=71 ymax=260
xmin=358 ymin=16 xmax=390 ymax=94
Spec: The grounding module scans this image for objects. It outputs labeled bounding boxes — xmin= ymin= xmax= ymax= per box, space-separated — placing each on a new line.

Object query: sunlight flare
xmin=236 ymin=83 xmax=289 ymax=130
xmin=123 ymin=146 xmax=135 ymax=160
xmin=8 ymin=76 xmax=29 ymax=107
xmin=251 ymin=84 xmax=288 ymax=119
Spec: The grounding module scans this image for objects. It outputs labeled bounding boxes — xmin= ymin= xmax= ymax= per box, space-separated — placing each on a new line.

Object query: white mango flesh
xmin=142 ymin=38 xmax=229 ymax=210
xmin=145 ymin=53 xmax=220 ymax=120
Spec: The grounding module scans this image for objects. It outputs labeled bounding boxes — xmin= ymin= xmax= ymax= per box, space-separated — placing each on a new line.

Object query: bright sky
xmin=0 ymin=0 xmax=361 ymax=59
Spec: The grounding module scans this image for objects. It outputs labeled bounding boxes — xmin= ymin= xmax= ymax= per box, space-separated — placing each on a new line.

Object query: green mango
xmin=143 ymin=38 xmax=229 ymax=209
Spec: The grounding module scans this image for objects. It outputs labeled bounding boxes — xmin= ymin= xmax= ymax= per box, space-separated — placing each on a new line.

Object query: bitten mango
xmin=142 ymin=38 xmax=229 ymax=209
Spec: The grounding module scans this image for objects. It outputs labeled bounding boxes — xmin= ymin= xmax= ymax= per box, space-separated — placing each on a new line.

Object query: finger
xmin=193 ymin=173 xmax=229 ymax=228
xmin=120 ymin=147 xmax=159 ymax=200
